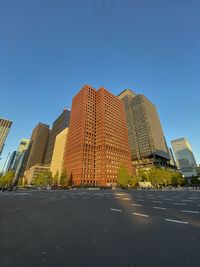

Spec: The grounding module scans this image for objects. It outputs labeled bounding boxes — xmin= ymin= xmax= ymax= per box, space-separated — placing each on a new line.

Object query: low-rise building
xmin=24 ymin=164 xmax=50 ymax=185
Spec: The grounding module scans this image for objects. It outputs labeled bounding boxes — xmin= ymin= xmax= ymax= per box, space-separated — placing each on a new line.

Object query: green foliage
xmin=53 ymin=171 xmax=59 ymax=185
xmin=34 ymin=171 xmax=52 ymax=187
xmin=0 ymin=171 xmax=15 ymax=187
xmin=59 ymin=169 xmax=68 ymax=186
xmin=117 ymin=164 xmax=132 ymax=187
xmin=137 ymin=167 xmax=184 ymax=187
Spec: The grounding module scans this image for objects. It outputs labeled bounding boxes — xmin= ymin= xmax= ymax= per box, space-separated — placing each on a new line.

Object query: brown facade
xmin=25 ymin=123 xmax=50 ymax=171
xmin=64 ymin=85 xmax=133 ymax=186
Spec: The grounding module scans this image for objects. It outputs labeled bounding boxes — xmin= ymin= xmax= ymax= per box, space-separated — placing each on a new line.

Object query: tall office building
xmin=5 ymin=151 xmax=17 ymax=173
xmin=12 ymin=139 xmax=30 ymax=171
xmin=0 ymin=118 xmax=12 ymax=156
xmin=64 ymin=85 xmax=133 ymax=186
xmin=118 ymin=89 xmax=170 ymax=168
xmin=44 ymin=108 xmax=71 ymax=166
xmin=25 ymin=123 xmax=50 ymax=171
xmin=171 ymin=138 xmax=197 ymax=177
xmin=11 ymin=139 xmax=30 ymax=185
xmin=50 ymin=128 xmax=69 ymax=178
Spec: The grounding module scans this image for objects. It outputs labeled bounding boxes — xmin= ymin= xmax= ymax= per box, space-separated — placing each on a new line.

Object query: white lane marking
xmin=173 ymin=203 xmax=186 ymax=206
xmin=153 ymin=206 xmax=167 ymax=210
xmin=165 ymin=219 xmax=188 ymax=224
xmin=153 ymin=201 xmax=163 ymax=204
xmin=133 ymin=212 xmax=149 ymax=218
xmin=122 ymin=198 xmax=131 ymax=200
xmin=110 ymin=208 xmax=122 ymax=212
xmin=115 ymin=197 xmax=120 ymax=199
xmin=188 ymin=197 xmax=199 ymax=200
xmin=181 ymin=200 xmax=193 ymax=202
xmin=131 ymin=203 xmax=142 ymax=207
xmin=181 ymin=210 xmax=199 ymax=214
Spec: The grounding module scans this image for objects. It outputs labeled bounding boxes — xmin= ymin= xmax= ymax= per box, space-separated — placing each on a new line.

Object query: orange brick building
xmin=64 ymin=85 xmax=133 ymax=186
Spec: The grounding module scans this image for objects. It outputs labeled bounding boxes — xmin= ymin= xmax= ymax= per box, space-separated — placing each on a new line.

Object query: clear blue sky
xmin=1 ymin=0 xmax=200 ymax=170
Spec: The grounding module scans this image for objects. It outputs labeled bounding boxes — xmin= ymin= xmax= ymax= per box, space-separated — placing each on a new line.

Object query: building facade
xmin=0 ymin=118 xmax=12 ymax=156
xmin=118 ymin=89 xmax=170 ymax=168
xmin=64 ymin=85 xmax=133 ymax=186
xmin=44 ymin=108 xmax=71 ymax=166
xmin=171 ymin=138 xmax=197 ymax=178
xmin=5 ymin=151 xmax=17 ymax=173
xmin=25 ymin=123 xmax=50 ymax=171
xmin=50 ymin=128 xmax=69 ymax=178
xmin=24 ymin=164 xmax=50 ymax=185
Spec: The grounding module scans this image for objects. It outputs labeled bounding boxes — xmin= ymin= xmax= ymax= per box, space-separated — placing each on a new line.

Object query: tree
xmin=53 ymin=171 xmax=59 ymax=185
xmin=34 ymin=171 xmax=52 ymax=187
xmin=117 ymin=164 xmax=132 ymax=187
xmin=59 ymin=169 xmax=68 ymax=187
xmin=0 ymin=171 xmax=15 ymax=187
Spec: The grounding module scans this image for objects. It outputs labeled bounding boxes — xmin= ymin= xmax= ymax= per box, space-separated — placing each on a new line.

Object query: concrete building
xmin=171 ymin=138 xmax=197 ymax=178
xmin=0 ymin=118 xmax=12 ymax=156
xmin=50 ymin=128 xmax=69 ymax=178
xmin=25 ymin=123 xmax=50 ymax=171
xmin=118 ymin=89 xmax=170 ymax=169
xmin=24 ymin=164 xmax=50 ymax=185
xmin=64 ymin=85 xmax=133 ymax=186
xmin=45 ymin=109 xmax=71 ymax=166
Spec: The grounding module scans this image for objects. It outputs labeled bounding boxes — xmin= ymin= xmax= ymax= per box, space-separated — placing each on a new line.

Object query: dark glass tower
xmin=44 ymin=108 xmax=71 ymax=166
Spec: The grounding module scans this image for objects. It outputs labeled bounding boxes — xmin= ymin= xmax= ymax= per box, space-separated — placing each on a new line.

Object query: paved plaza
xmin=0 ymin=189 xmax=200 ymax=266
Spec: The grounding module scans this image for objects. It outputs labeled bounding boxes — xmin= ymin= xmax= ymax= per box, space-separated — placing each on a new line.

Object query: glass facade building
xmin=118 ymin=89 xmax=170 ymax=168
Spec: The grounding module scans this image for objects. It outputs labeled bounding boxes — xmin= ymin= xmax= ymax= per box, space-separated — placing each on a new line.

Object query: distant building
xmin=5 ymin=151 xmax=17 ymax=173
xmin=25 ymin=123 xmax=50 ymax=171
xmin=118 ymin=89 xmax=170 ymax=169
xmin=168 ymin=147 xmax=177 ymax=168
xmin=171 ymin=138 xmax=197 ymax=178
xmin=24 ymin=164 xmax=50 ymax=185
xmin=12 ymin=139 xmax=30 ymax=186
xmin=50 ymin=128 xmax=69 ymax=178
xmin=12 ymin=139 xmax=30 ymax=172
xmin=44 ymin=109 xmax=71 ymax=166
xmin=0 ymin=118 xmax=12 ymax=156
xmin=64 ymin=85 xmax=133 ymax=186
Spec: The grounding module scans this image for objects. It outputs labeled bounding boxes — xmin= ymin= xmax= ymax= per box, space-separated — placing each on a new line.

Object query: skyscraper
xmin=64 ymin=85 xmax=133 ymax=186
xmin=118 ymin=89 xmax=170 ymax=168
xmin=25 ymin=123 xmax=50 ymax=171
xmin=50 ymin=128 xmax=68 ymax=178
xmin=171 ymin=138 xmax=197 ymax=177
xmin=5 ymin=151 xmax=17 ymax=173
xmin=0 ymin=118 xmax=12 ymax=156
xmin=12 ymin=139 xmax=30 ymax=185
xmin=44 ymin=108 xmax=71 ymax=166
xmin=12 ymin=139 xmax=30 ymax=172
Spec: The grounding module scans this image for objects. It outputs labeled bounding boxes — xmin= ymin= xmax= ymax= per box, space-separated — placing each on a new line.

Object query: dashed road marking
xmin=153 ymin=206 xmax=167 ymax=210
xmin=132 ymin=212 xmax=149 ymax=218
xmin=173 ymin=203 xmax=186 ymax=206
xmin=181 ymin=210 xmax=199 ymax=214
xmin=131 ymin=203 xmax=142 ymax=207
xmin=110 ymin=208 xmax=122 ymax=212
xmin=165 ymin=219 xmax=188 ymax=224
xmin=122 ymin=198 xmax=131 ymax=200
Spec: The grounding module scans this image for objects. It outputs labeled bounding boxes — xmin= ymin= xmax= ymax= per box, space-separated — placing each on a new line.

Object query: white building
xmin=171 ymin=138 xmax=197 ymax=178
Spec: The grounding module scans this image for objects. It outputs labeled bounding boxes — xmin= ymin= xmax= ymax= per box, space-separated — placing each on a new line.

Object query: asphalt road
xmin=0 ymin=189 xmax=200 ymax=267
